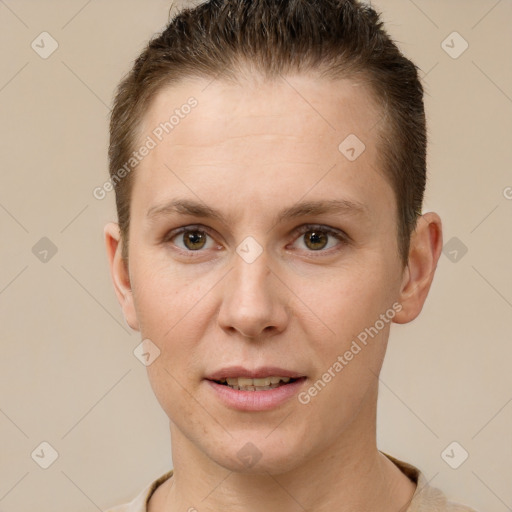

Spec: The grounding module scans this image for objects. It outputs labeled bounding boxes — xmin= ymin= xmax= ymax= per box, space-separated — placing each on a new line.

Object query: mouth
xmin=205 ymin=369 xmax=308 ymax=411
xmin=209 ymin=376 xmax=304 ymax=391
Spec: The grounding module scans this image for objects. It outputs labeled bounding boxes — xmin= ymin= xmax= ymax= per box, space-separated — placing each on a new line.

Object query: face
xmin=109 ymin=73 xmax=417 ymax=474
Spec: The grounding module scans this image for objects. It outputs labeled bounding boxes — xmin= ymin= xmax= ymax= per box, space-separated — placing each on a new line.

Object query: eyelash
xmin=163 ymin=224 xmax=350 ymax=258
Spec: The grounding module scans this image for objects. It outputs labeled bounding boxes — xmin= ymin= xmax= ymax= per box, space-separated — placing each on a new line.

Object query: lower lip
xmin=205 ymin=378 xmax=307 ymax=411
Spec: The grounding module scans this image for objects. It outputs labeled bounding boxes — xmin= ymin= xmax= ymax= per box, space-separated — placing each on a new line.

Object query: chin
xmin=208 ymin=430 xmax=310 ymax=475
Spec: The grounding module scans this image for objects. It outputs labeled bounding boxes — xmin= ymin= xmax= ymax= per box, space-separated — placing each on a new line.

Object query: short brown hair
xmin=109 ymin=0 xmax=426 ymax=266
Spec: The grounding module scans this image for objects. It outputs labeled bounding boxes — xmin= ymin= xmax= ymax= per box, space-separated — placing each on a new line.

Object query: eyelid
xmin=288 ymin=223 xmax=350 ymax=254
xmin=163 ymin=224 xmax=220 ymax=248
xmin=291 ymin=223 xmax=348 ymax=241
xmin=163 ymin=223 xmax=350 ymax=255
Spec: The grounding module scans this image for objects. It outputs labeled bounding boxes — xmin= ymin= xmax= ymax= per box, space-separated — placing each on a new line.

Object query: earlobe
xmin=104 ymin=222 xmax=140 ymax=331
xmin=393 ymin=213 xmax=443 ymax=324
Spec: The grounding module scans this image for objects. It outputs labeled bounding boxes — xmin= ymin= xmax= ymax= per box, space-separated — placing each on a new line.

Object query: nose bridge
xmin=231 ymin=231 xmax=272 ymax=295
xmin=231 ymin=245 xmax=273 ymax=312
xmin=217 ymin=243 xmax=287 ymax=338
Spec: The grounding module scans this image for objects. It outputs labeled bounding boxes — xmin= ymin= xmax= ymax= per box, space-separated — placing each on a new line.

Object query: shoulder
xmin=445 ymin=503 xmax=480 ymax=512
xmin=381 ymin=452 xmax=480 ymax=512
xmin=105 ymin=470 xmax=174 ymax=512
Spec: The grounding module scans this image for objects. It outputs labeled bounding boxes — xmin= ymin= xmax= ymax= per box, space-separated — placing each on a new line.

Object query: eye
xmin=165 ymin=225 xmax=218 ymax=253
xmin=163 ymin=223 xmax=349 ymax=257
xmin=290 ymin=224 xmax=348 ymax=253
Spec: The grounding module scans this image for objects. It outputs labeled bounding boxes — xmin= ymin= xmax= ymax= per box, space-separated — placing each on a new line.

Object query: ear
xmin=393 ymin=212 xmax=443 ymax=324
xmin=104 ymin=222 xmax=140 ymax=331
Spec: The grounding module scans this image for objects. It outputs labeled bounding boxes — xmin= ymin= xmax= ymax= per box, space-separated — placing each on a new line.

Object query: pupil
xmin=184 ymin=231 xmax=206 ymax=250
xmin=306 ymin=231 xmax=327 ymax=250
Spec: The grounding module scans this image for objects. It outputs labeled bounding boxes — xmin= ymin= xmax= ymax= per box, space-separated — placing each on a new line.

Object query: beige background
xmin=0 ymin=0 xmax=511 ymax=511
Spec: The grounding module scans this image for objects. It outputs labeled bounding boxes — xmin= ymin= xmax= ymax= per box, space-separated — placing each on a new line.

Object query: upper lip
xmin=206 ymin=366 xmax=306 ymax=380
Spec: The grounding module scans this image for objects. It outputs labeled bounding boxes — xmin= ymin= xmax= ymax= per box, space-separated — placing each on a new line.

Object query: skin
xmin=105 ymin=73 xmax=443 ymax=512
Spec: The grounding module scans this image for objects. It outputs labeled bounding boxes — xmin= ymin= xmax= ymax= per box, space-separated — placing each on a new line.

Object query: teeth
xmin=224 ymin=376 xmax=292 ymax=387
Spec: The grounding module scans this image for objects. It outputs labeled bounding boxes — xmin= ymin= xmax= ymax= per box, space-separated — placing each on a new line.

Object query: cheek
xmin=134 ymin=268 xmax=207 ymax=418
xmin=145 ymin=362 xmax=201 ymax=432
xmin=299 ymin=278 xmax=392 ymax=432
xmin=298 ymin=259 xmax=397 ymax=397
xmin=301 ymin=261 xmax=395 ymax=339
xmin=130 ymin=263 xmax=209 ymax=396
xmin=131 ymin=257 xmax=208 ymax=337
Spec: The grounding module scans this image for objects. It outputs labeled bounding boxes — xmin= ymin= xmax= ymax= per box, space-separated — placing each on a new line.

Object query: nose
xmin=217 ymin=249 xmax=289 ymax=339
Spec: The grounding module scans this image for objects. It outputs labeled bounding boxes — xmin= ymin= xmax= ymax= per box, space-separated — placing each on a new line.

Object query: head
xmin=109 ymin=0 xmax=427 ymax=267
xmin=105 ymin=0 xmax=442 ymax=474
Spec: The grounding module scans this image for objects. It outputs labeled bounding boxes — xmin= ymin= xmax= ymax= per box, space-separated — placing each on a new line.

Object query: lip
xmin=205 ymin=366 xmax=306 ymax=380
xmin=205 ymin=377 xmax=307 ymax=411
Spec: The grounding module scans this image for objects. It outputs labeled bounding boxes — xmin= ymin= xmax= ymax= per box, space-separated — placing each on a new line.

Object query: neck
xmin=154 ymin=388 xmax=416 ymax=512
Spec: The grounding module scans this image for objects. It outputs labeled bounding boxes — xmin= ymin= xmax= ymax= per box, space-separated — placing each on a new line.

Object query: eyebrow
xmin=146 ymin=197 xmax=369 ymax=225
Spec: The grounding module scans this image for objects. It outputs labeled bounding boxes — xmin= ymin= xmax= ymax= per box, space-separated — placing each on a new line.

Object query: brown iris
xmin=303 ymin=230 xmax=328 ymax=250
xmin=183 ymin=230 xmax=207 ymax=250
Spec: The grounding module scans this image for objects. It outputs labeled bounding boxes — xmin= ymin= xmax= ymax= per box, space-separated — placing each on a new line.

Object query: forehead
xmin=132 ymin=74 xmax=393 ymax=223
xmin=141 ymin=74 xmax=381 ymax=151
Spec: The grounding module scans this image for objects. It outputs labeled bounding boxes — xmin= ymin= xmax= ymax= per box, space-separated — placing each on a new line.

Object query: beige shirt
xmin=106 ymin=452 xmax=479 ymax=512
